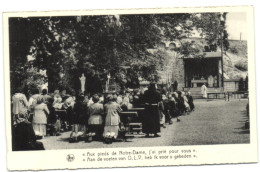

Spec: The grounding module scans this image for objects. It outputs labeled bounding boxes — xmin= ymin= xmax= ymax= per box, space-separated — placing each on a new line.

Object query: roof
xmin=203 ymin=52 xmax=222 ymax=58
xmin=183 ymin=52 xmax=222 ymax=59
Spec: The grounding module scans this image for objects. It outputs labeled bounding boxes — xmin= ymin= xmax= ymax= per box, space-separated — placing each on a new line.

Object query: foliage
xmin=24 ymin=67 xmax=47 ymax=95
xmin=176 ymin=41 xmax=200 ymax=57
xmin=9 ymin=17 xmax=65 ymax=94
xmin=192 ymin=13 xmax=229 ymax=52
xmin=229 ymin=46 xmax=239 ymax=54
xmin=9 ymin=13 xmax=230 ymax=94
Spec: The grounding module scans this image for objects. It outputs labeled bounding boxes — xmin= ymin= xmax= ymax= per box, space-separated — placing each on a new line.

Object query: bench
xmin=120 ymin=108 xmax=146 ymax=134
xmin=119 ymin=111 xmax=141 ymax=134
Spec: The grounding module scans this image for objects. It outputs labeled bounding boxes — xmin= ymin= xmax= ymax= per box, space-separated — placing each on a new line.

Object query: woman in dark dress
xmin=178 ymin=92 xmax=186 ymax=116
xmin=142 ymin=83 xmax=162 ymax=137
xmin=162 ymin=94 xmax=172 ymax=125
xmin=186 ymin=92 xmax=195 ymax=112
xmin=168 ymin=94 xmax=176 ymax=118
xmin=69 ymin=94 xmax=88 ymax=142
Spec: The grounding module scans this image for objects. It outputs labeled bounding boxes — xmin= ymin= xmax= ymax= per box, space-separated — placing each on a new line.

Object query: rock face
xmin=223 ymin=52 xmax=248 ymax=79
xmin=156 ymin=50 xmax=185 ymax=90
xmin=156 ymin=38 xmax=248 ymax=91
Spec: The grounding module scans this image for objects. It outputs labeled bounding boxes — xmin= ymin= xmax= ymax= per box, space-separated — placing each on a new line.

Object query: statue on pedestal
xmin=105 ymin=73 xmax=111 ymax=92
xmin=79 ymin=73 xmax=86 ymax=93
xmin=208 ymin=75 xmax=214 ymax=87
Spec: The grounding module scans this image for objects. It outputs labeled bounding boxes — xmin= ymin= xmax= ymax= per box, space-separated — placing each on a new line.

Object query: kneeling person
xmin=87 ymin=94 xmax=104 ymax=142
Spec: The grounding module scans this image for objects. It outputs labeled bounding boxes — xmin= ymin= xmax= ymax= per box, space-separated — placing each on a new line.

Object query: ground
xmin=40 ymin=99 xmax=249 ymax=150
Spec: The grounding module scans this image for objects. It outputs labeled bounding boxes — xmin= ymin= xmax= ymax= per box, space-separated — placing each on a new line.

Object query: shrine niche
xmin=183 ymin=52 xmax=223 ymax=88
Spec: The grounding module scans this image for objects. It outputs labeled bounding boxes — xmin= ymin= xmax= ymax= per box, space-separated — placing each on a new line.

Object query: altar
xmin=191 ymin=79 xmax=207 ymax=87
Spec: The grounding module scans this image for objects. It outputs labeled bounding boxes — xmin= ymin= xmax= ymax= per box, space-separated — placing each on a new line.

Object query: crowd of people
xmin=11 ymin=83 xmax=195 ymax=150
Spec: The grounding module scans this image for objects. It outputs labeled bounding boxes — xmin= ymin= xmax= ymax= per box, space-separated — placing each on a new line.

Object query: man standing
xmin=173 ymin=81 xmax=178 ymax=91
xmin=201 ymin=83 xmax=208 ymax=98
xmin=142 ymin=83 xmax=162 ymax=137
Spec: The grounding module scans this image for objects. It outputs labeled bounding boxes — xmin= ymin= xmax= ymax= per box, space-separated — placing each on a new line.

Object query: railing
xmin=226 ymin=91 xmax=248 ymax=101
xmin=206 ymin=91 xmax=248 ymax=101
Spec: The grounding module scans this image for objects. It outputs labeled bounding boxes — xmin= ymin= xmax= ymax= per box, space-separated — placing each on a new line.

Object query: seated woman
xmin=53 ymin=95 xmax=63 ymax=109
xmin=103 ymin=94 xmax=122 ymax=144
xmin=186 ymin=92 xmax=195 ymax=112
xmin=182 ymin=91 xmax=191 ymax=113
xmin=87 ymin=94 xmax=104 ymax=142
xmin=121 ymin=94 xmax=130 ymax=111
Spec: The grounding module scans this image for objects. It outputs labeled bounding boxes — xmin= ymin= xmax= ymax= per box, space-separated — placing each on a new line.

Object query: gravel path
xmin=40 ymin=99 xmax=249 ymax=150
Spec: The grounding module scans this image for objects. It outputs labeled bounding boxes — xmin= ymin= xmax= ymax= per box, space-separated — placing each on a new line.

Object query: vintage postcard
xmin=3 ymin=6 xmax=257 ymax=171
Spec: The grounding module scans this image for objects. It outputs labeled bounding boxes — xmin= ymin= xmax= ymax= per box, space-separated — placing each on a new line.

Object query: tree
xmin=192 ymin=13 xmax=229 ymax=52
xmin=9 ymin=13 xmax=230 ymax=94
xmin=9 ymin=17 xmax=52 ymax=95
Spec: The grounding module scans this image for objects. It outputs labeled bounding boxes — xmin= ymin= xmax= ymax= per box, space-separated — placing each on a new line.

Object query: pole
xmin=220 ymin=14 xmax=225 ymax=90
xmin=221 ymin=32 xmax=224 ymax=89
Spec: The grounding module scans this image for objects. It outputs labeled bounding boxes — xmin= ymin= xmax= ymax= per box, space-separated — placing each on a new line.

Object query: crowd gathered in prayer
xmin=11 ymin=83 xmax=195 ymax=150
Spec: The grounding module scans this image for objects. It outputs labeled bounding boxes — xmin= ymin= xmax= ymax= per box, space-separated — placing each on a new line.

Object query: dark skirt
xmin=171 ymin=109 xmax=180 ymax=118
xmin=71 ymin=112 xmax=88 ymax=125
xmin=88 ymin=125 xmax=104 ymax=137
xmin=188 ymin=102 xmax=195 ymax=111
xmin=12 ymin=122 xmax=39 ymax=151
xmin=56 ymin=110 xmax=68 ymax=122
xmin=142 ymin=105 xmax=160 ymax=134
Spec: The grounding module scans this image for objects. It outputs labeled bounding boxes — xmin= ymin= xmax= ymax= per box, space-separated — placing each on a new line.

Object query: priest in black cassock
xmin=142 ymin=83 xmax=162 ymax=137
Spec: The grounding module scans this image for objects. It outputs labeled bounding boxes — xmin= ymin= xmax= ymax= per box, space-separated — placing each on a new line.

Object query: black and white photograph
xmin=3 ymin=6 xmax=257 ymax=171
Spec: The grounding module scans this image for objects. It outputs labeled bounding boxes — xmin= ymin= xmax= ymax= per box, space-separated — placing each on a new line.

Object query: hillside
xmin=191 ymin=38 xmax=248 ymax=79
xmin=157 ymin=38 xmax=248 ymax=83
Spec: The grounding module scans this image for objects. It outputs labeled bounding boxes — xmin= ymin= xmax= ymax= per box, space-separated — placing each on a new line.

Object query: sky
xmin=226 ymin=12 xmax=247 ymax=40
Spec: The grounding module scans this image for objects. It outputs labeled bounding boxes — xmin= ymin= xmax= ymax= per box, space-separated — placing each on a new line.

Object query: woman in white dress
xmin=32 ymin=96 xmax=49 ymax=137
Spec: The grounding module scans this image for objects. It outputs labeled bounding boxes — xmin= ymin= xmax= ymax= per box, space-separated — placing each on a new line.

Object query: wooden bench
xmin=119 ymin=111 xmax=142 ymax=134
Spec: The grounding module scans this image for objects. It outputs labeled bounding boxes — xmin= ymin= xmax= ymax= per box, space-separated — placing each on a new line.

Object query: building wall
xmin=224 ymin=81 xmax=239 ymax=92
xmin=175 ymin=59 xmax=185 ymax=90
xmin=157 ymin=50 xmax=185 ymax=91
